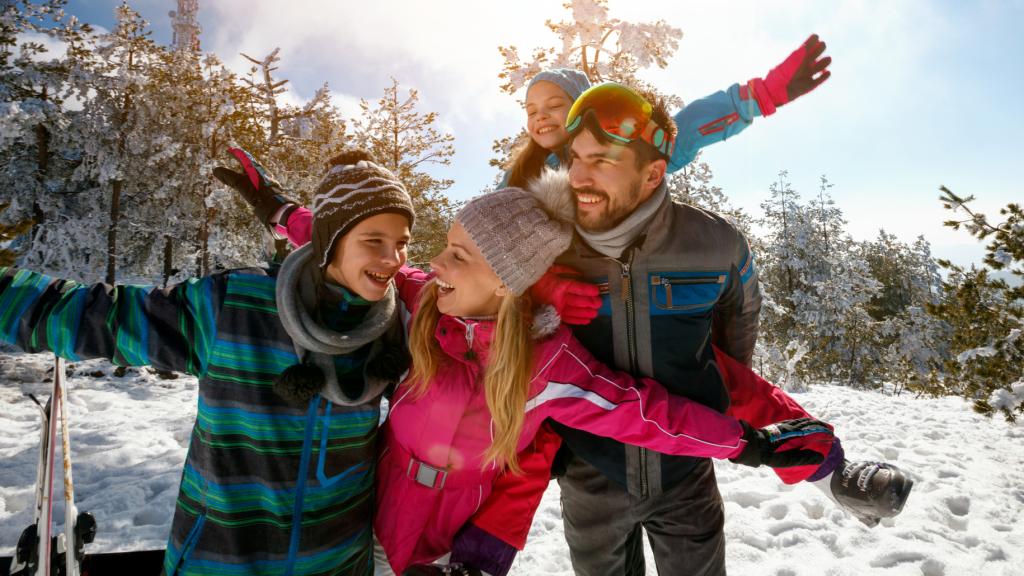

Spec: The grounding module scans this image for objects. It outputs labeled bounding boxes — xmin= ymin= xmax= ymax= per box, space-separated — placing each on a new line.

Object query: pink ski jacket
xmin=373 ymin=267 xmax=750 ymax=572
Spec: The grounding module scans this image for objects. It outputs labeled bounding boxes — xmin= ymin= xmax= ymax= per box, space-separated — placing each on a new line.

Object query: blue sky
xmin=65 ymin=0 xmax=1023 ymax=266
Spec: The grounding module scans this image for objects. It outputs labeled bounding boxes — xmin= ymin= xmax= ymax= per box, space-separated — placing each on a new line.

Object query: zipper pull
xmin=621 ymin=262 xmax=632 ymax=302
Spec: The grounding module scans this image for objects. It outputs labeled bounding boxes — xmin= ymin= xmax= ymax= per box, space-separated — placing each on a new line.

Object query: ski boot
xmin=830 ymin=460 xmax=914 ymax=527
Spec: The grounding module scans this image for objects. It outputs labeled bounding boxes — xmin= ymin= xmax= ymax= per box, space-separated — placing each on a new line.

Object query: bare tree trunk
xmin=105 ymin=180 xmax=122 ymax=284
xmin=32 ymin=88 xmax=49 ymax=241
xmin=162 ymin=234 xmax=173 ymax=287
xmin=198 ymin=206 xmax=212 ymax=276
xmin=107 ymin=51 xmax=134 ymax=285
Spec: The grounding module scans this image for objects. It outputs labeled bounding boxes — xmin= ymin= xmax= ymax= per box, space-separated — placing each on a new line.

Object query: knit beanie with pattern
xmin=456 ymin=168 xmax=575 ymax=296
xmin=527 ymin=68 xmax=592 ymax=102
xmin=311 ymin=150 xmax=415 ymax=269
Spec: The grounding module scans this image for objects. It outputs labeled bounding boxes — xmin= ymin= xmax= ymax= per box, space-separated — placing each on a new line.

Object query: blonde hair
xmin=407 ymin=281 xmax=535 ymax=474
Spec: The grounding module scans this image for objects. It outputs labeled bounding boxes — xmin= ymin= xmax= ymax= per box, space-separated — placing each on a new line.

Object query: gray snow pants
xmin=558 ymin=456 xmax=726 ymax=576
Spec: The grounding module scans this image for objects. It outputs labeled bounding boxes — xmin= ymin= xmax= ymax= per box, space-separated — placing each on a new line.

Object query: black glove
xmin=730 ymin=418 xmax=832 ymax=468
xmin=212 ymin=147 xmax=298 ymax=229
xmin=403 ymin=563 xmax=484 ymax=576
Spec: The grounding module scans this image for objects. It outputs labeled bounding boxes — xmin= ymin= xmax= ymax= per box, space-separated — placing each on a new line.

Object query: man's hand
xmin=752 ymin=34 xmax=832 ymax=115
xmin=529 ymin=264 xmax=602 ymax=326
xmin=212 ymin=147 xmax=297 ymax=229
xmin=730 ymin=418 xmax=833 ymax=468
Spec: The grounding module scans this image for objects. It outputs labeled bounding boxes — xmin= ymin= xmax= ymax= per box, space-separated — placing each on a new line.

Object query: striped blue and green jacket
xmin=0 ymin=267 xmax=380 ymax=576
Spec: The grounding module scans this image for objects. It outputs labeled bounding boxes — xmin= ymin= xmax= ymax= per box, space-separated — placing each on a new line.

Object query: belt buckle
xmin=408 ymin=459 xmax=447 ymax=489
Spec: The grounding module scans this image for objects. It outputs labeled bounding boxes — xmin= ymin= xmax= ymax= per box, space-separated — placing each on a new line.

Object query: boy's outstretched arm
xmin=0 ymin=267 xmax=221 ymax=376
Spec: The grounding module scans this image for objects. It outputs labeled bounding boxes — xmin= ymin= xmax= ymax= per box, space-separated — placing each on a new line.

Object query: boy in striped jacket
xmin=0 ymin=151 xmax=416 ymax=575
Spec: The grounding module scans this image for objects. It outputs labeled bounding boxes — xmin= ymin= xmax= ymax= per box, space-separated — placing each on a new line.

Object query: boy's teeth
xmin=367 ymin=271 xmax=390 ymax=281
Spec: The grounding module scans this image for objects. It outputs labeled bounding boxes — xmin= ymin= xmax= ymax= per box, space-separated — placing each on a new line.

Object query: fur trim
xmin=527 ymin=168 xmax=575 ymax=224
xmin=531 ymin=304 xmax=562 ymax=339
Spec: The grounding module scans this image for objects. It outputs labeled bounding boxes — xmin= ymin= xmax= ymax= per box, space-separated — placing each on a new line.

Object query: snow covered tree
xmin=352 ymin=78 xmax=457 ymax=264
xmin=56 ymin=3 xmax=165 ymax=283
xmin=863 ymin=231 xmax=941 ymax=320
xmin=755 ymin=173 xmax=885 ymax=386
xmin=238 ymin=48 xmax=331 ymax=151
xmin=498 ymin=0 xmax=681 ymax=98
xmin=0 ymin=0 xmax=92 ymax=270
xmin=927 ymin=187 xmax=1024 ymax=422
xmin=128 ymin=48 xmax=243 ymax=282
xmin=859 ymin=232 xmax=949 ymax=392
xmin=0 ymin=202 xmax=32 ymax=265
xmin=492 ymin=0 xmax=682 ymax=169
xmin=218 ymin=47 xmax=347 ymax=267
xmin=666 ymin=152 xmax=750 ymax=234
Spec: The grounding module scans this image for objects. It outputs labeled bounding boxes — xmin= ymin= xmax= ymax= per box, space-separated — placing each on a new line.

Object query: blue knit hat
xmin=527 ymin=68 xmax=591 ymax=102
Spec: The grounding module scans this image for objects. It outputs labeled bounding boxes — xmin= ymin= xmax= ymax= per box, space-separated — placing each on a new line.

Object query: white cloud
xmin=328 ymin=90 xmax=364 ymax=123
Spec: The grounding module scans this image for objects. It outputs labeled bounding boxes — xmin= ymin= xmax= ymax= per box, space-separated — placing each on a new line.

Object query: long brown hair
xmin=407 ymin=281 xmax=535 ymax=473
xmin=504 ymin=135 xmax=552 ymax=189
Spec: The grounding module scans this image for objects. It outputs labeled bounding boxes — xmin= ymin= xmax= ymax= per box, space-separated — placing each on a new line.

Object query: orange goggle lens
xmin=565 ymin=82 xmax=674 ymax=158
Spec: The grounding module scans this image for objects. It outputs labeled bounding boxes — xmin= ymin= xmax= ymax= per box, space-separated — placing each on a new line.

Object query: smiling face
xmin=526 ymin=80 xmax=574 ymax=151
xmin=568 ymin=129 xmax=666 ymax=233
xmin=324 ymin=212 xmax=411 ymax=301
xmin=429 ymin=221 xmax=507 ymax=318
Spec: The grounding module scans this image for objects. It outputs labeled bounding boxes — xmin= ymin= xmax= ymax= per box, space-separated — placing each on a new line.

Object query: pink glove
xmin=750 ymin=34 xmax=831 ymax=116
xmin=529 ymin=265 xmax=602 ymax=326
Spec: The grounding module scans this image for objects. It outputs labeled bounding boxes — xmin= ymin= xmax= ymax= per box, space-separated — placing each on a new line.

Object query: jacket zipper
xmin=285 ymin=396 xmax=321 ymax=576
xmin=617 ymin=249 xmax=647 ymax=498
xmin=652 ymin=274 xmax=726 ymax=308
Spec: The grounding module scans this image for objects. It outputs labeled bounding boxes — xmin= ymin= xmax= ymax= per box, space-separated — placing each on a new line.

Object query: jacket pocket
xmin=316 ymin=403 xmax=376 ymax=488
xmin=649 ymin=273 xmax=726 ymax=313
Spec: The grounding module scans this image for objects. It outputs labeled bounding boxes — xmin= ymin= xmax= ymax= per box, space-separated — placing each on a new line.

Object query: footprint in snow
xmin=868 ymin=550 xmax=927 ymax=568
xmin=727 ymin=491 xmax=776 ymax=508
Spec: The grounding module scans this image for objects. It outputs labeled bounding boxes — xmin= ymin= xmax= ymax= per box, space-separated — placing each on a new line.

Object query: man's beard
xmin=573 ymin=179 xmax=643 ymax=233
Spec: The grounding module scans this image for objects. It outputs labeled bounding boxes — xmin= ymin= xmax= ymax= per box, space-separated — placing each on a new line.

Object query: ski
xmin=8 ymin=357 xmax=95 ymax=576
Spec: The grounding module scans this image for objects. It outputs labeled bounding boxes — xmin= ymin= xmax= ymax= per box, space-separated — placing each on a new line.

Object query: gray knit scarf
xmin=576 ymin=182 xmax=668 ymax=258
xmin=276 ymin=243 xmax=398 ymax=406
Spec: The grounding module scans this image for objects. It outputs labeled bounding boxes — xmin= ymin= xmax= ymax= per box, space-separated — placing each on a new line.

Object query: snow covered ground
xmin=2 ymin=351 xmax=1022 ymax=575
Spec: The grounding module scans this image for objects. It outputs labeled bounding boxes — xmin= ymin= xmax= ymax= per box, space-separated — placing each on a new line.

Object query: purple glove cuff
xmin=807 ymin=438 xmax=845 ymax=482
xmin=449 ymin=524 xmax=517 ymax=576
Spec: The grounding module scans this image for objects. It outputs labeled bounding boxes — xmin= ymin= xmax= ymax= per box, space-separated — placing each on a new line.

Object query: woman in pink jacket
xmin=371 ymin=207 xmax=827 ymax=574
xmin=371 ymin=169 xmax=827 ymax=574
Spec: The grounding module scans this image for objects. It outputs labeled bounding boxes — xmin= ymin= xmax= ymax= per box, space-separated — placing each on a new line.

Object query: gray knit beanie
xmin=527 ymin=68 xmax=592 ymax=102
xmin=456 ymin=169 xmax=575 ymax=296
xmin=311 ymin=150 xmax=415 ymax=269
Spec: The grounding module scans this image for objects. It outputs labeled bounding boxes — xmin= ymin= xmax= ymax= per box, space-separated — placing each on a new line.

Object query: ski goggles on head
xmin=565 ymin=82 xmax=675 ymax=158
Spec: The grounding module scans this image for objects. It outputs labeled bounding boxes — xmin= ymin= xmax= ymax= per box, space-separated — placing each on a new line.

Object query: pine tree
xmin=221 ymin=47 xmax=346 ymax=267
xmin=755 ymin=172 xmax=885 ymax=386
xmin=353 ymin=78 xmax=457 ymax=264
xmin=927 ymin=186 xmax=1024 ymax=421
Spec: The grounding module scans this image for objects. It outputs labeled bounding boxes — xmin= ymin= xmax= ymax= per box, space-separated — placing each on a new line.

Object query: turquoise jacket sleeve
xmin=0 ymin=267 xmax=222 ymax=377
xmin=669 ymin=83 xmax=765 ymax=174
